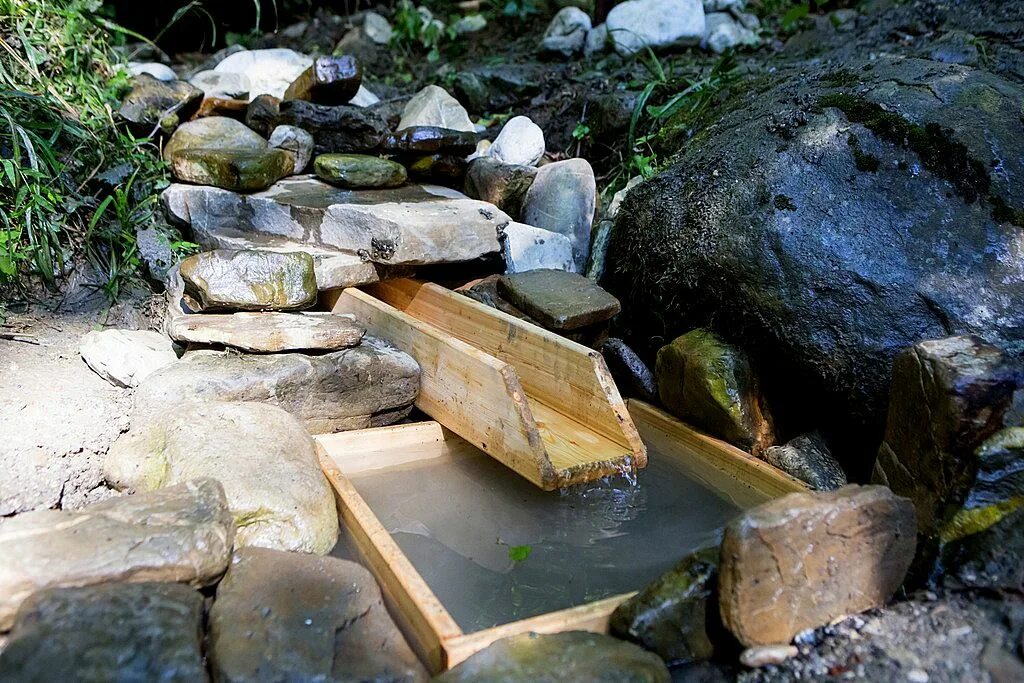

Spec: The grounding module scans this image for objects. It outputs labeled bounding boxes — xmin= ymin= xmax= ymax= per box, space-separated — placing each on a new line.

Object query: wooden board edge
xmin=318 ymin=449 xmax=463 ymax=673
xmin=626 ymin=399 xmax=808 ymax=504
xmin=441 ymin=592 xmax=636 ymax=669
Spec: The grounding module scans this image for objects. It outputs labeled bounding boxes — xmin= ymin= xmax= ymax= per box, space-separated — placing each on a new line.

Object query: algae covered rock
xmin=179 ymin=249 xmax=317 ymax=312
xmin=498 ymin=269 xmax=621 ymax=331
xmin=209 ymin=548 xmax=427 ymax=682
xmin=170 ymin=147 xmax=294 ymax=192
xmin=436 ymin=631 xmax=670 ymax=682
xmin=608 ymin=57 xmax=1024 ymax=473
xmin=106 ymin=402 xmax=339 ymax=554
xmin=656 ymin=329 xmax=775 ymax=455
xmin=0 ymin=583 xmax=206 ymax=683
xmin=162 ymin=116 xmax=267 ymax=161
xmin=610 ymin=547 xmax=722 ymax=665
xmin=118 ymin=74 xmax=203 ymax=135
xmin=314 ymin=153 xmax=407 ymax=188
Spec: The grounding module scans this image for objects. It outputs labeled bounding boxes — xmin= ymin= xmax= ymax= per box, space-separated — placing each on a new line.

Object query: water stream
xmin=333 ymin=446 xmax=741 ymax=633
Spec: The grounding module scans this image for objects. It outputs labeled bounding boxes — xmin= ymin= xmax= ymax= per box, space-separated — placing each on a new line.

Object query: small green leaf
xmin=508 ymin=545 xmax=532 ymax=563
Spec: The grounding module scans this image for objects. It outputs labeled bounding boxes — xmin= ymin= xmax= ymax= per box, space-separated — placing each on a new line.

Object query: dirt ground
xmin=0 ymin=290 xmax=161 ymax=517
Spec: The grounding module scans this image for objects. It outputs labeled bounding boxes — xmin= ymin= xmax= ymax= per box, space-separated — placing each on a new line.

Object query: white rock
xmin=268 ymin=125 xmax=314 ymax=174
xmin=539 ymin=7 xmax=592 ymax=58
xmin=397 ymin=84 xmax=475 ymax=133
xmin=502 ymin=222 xmax=575 ymax=274
xmin=363 ymin=11 xmax=393 ymax=45
xmin=705 ymin=12 xmax=760 ymax=54
xmin=521 ymin=158 xmax=597 ymax=271
xmin=80 ymin=329 xmax=178 ymax=388
xmin=128 ymin=62 xmax=176 ymax=81
xmin=213 ymin=48 xmax=312 ymax=101
xmin=349 ymin=84 xmax=380 ymax=107
xmin=607 ymin=0 xmax=706 ymax=57
xmin=189 ymin=70 xmax=252 ymax=99
xmin=488 ymin=116 xmax=545 ymax=167
xmin=453 ymin=14 xmax=488 ymax=34
xmin=584 ymin=24 xmax=610 ymax=58
xmin=740 ymin=645 xmax=799 ymax=668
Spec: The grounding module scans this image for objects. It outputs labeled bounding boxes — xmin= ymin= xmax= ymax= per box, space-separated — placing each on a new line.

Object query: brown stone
xmin=283 ymin=55 xmax=363 ymax=105
xmin=0 ymin=479 xmax=234 ymax=629
xmin=193 ymin=96 xmax=249 ymax=121
xmin=718 ymin=485 xmax=916 ymax=647
xmin=209 ymin=547 xmax=427 ymax=682
xmin=166 ymin=311 xmax=365 ymax=352
xmin=464 ymin=156 xmax=537 ymax=219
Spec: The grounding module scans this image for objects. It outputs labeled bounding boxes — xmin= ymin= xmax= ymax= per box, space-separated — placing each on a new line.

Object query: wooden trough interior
xmin=325 ymin=279 xmax=646 ymax=490
xmin=314 ymin=400 xmax=807 ymax=673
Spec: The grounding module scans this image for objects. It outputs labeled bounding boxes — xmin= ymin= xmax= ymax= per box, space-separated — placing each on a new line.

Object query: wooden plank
xmin=331 ymin=287 xmax=558 ymax=490
xmin=442 ymin=593 xmax=635 ymax=669
xmin=364 ymin=279 xmax=646 ymax=482
xmin=318 ymin=449 xmax=464 ymax=674
xmin=315 ymin=422 xmax=448 ymax=475
xmin=627 ymin=399 xmax=807 ymax=507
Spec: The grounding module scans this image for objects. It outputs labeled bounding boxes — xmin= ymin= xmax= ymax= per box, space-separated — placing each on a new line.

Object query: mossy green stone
xmin=171 ymin=147 xmax=293 ymax=192
xmin=313 ymin=154 xmax=407 ymax=189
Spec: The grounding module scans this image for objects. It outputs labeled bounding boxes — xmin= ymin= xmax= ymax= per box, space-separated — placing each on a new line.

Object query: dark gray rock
xmin=452 ymin=64 xmax=543 ymax=114
xmin=765 ymin=432 xmax=847 ymax=491
xmin=599 ymin=337 xmax=658 ymax=403
xmin=498 ymin=269 xmax=621 ymax=331
xmin=608 ymin=57 xmax=1024 ymax=474
xmin=435 ymin=631 xmax=670 ymax=682
xmin=275 ymin=100 xmax=388 ymax=154
xmin=383 ymin=126 xmax=478 ymax=156
xmin=656 ymin=330 xmax=776 ymax=455
xmin=0 ymin=583 xmax=206 ymax=682
xmin=245 ymin=94 xmax=281 ymax=137
xmin=610 ymin=547 xmax=721 ymax=665
xmin=464 ymin=156 xmax=537 ymax=219
xmin=118 ymin=74 xmax=203 ymax=136
xmin=283 ymin=55 xmax=363 ymax=105
xmin=209 ymin=547 xmax=427 ymax=682
xmin=133 ymin=339 xmax=420 ymax=434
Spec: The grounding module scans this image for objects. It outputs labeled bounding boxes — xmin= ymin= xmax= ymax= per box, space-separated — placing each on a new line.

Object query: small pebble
xmin=907 ymin=668 xmax=929 ymax=683
xmin=741 ymin=644 xmax=799 ymax=668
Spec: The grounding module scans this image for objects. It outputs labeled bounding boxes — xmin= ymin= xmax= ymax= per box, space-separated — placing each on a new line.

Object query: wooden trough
xmin=315 ymin=401 xmax=807 ymax=673
xmin=325 ymin=279 xmax=646 ymax=490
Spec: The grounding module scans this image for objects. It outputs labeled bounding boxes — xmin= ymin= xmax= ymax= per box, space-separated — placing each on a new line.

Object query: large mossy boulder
xmin=608 ymin=56 xmax=1024 ymax=474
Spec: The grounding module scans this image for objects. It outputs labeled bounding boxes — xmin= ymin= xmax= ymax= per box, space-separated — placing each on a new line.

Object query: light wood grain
xmin=442 ymin=593 xmax=635 ymax=669
xmin=627 ymin=399 xmax=808 ymax=507
xmin=318 ymin=449 xmax=464 ymax=673
xmin=315 ymin=422 xmax=448 ymax=475
xmin=331 ymin=287 xmax=558 ymax=489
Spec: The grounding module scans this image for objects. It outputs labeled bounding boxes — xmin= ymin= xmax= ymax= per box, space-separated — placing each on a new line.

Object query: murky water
xmin=333 ymin=447 xmax=741 ymax=633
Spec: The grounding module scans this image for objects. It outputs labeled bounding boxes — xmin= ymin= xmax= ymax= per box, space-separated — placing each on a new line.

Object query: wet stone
xmin=170 ymin=147 xmax=294 ymax=192
xmin=383 ymin=126 xmax=478 ymax=156
xmin=209 ymin=547 xmax=428 ymax=682
xmin=0 ymin=583 xmax=206 ymax=683
xmin=245 ymin=93 xmax=281 ymax=137
xmin=719 ymin=485 xmax=916 ymax=647
xmin=179 ymin=249 xmax=317 ymax=312
xmin=314 ymin=153 xmax=408 ymax=188
xmin=0 ymin=478 xmax=234 ymax=629
xmin=162 ymin=116 xmax=267 ymax=162
xmin=283 ymin=55 xmax=363 ymax=105
xmin=436 ymin=631 xmax=671 ymax=682
xmin=133 ymin=338 xmax=420 ymax=434
xmin=765 ymin=432 xmax=848 ymax=491
xmin=406 ymin=153 xmax=467 ymax=183
xmin=498 ymin=269 xmax=621 ymax=331
xmin=610 ymin=547 xmax=721 ymax=665
xmin=167 ymin=311 xmax=364 ymax=352
xmin=599 ymin=337 xmax=658 ymax=403
xmin=106 ymin=402 xmax=339 ymax=555
xmin=275 ymin=99 xmax=388 ymax=154
xmin=192 ymin=96 xmax=249 ymax=121
xmin=118 ymin=74 xmax=203 ymax=136
xmin=656 ymin=329 xmax=775 ymax=455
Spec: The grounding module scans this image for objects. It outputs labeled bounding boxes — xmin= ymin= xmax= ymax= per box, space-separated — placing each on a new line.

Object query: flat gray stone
xmin=179 ymin=248 xmax=317 ymax=312
xmin=133 ymin=339 xmax=420 ymax=434
xmin=209 ymin=547 xmax=428 ymax=682
xmin=167 ymin=311 xmax=364 ymax=352
xmin=162 ymin=176 xmax=507 ymax=267
xmin=0 ymin=478 xmax=234 ymax=629
xmin=0 ymin=583 xmax=206 ymax=682
xmin=502 ymin=222 xmax=574 ymax=274
xmin=79 ymin=329 xmax=179 ymax=388
xmin=106 ymin=402 xmax=339 ymax=554
xmin=498 ymin=269 xmax=621 ymax=330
